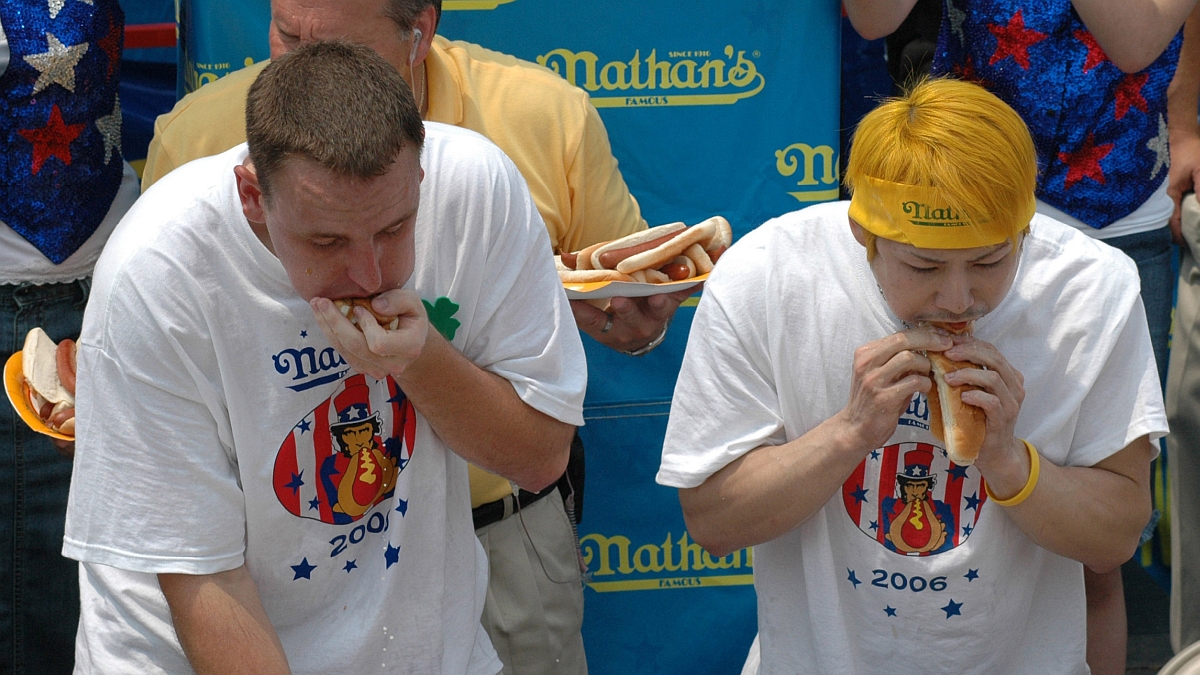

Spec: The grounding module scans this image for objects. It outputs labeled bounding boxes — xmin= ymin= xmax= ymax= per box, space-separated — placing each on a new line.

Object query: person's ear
xmin=849 ymin=217 xmax=867 ymax=246
xmin=234 ymin=163 xmax=266 ymax=224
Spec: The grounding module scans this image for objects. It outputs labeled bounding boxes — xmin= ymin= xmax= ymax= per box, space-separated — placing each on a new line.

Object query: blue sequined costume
xmin=0 ymin=0 xmax=123 ymax=263
xmin=933 ymin=0 xmax=1181 ymax=228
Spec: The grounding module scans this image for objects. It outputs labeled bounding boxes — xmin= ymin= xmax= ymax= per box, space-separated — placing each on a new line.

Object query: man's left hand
xmin=938 ymin=335 xmax=1029 ymax=488
xmin=570 ymin=284 xmax=700 ymax=353
xmin=310 ymin=289 xmax=429 ymax=380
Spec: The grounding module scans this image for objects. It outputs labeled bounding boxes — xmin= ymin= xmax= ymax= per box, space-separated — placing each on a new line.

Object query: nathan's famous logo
xmin=183 ymin=55 xmax=256 ymax=95
xmin=580 ymin=530 xmax=753 ymax=592
xmin=843 ymin=441 xmax=988 ymax=557
xmin=903 ymin=201 xmax=970 ymax=228
xmin=536 ymin=45 xmax=764 ymax=108
xmin=775 ymin=142 xmax=839 ymax=204
xmin=272 ymin=344 xmax=350 ymax=393
xmin=443 ymin=0 xmax=516 ymax=8
xmin=273 ymin=375 xmax=416 ymax=525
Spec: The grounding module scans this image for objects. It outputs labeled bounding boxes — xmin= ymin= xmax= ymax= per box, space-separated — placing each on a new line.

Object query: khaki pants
xmin=1168 ymin=194 xmax=1200 ymax=653
xmin=476 ymin=494 xmax=587 ymax=675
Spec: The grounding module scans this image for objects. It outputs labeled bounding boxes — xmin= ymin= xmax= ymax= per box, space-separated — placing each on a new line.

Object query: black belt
xmin=472 ymin=483 xmax=557 ymax=530
xmin=471 ymin=431 xmax=585 ymax=531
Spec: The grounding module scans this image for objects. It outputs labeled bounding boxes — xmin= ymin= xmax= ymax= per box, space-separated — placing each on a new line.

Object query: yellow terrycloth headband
xmin=848 ymin=176 xmax=1030 ymax=249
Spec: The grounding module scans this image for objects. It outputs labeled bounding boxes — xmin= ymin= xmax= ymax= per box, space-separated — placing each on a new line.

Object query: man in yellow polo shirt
xmin=141 ymin=1 xmax=697 ymax=673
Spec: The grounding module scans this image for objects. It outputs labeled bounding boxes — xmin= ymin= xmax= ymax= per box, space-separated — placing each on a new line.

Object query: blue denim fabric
xmin=1104 ymin=226 xmax=1175 ymax=389
xmin=0 ymin=279 xmax=88 ymax=675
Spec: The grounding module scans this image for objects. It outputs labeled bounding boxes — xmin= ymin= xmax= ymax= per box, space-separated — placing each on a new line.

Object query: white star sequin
xmin=946 ymin=0 xmax=967 ymax=47
xmin=95 ymin=94 xmax=121 ymax=164
xmin=47 ymin=0 xmax=94 ymax=21
xmin=24 ymin=33 xmax=89 ymax=95
xmin=1147 ymin=114 xmax=1170 ymax=180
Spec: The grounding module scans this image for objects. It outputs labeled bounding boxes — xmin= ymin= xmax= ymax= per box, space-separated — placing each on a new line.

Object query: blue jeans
xmin=1105 ymin=226 xmax=1174 ymax=389
xmin=0 ymin=279 xmax=88 ymax=675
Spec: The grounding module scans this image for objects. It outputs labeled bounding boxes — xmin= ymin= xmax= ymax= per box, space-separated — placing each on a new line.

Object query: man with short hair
xmin=659 ymin=78 xmax=1165 ymax=673
xmin=63 ymin=40 xmax=584 ymax=675
xmin=141 ymin=3 xmax=690 ymax=672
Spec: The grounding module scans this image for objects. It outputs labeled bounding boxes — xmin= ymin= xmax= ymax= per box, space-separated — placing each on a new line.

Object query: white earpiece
xmin=410 ymin=28 xmax=422 ymax=65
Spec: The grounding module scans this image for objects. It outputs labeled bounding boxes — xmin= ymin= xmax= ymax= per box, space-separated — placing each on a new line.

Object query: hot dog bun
xmin=21 ymin=328 xmax=76 ymax=434
xmin=615 ymin=218 xmax=716 ymax=275
xmin=589 ymin=222 xmax=687 ymax=270
xmin=558 ymin=269 xmax=636 ymax=283
xmin=927 ymin=352 xmax=986 ymax=466
xmin=334 ymin=298 xmax=400 ymax=331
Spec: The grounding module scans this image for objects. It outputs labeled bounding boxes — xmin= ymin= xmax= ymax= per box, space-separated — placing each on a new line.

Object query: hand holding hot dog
xmin=936 ymin=333 xmax=1028 ymax=490
xmin=571 ymin=284 xmax=700 ymax=353
xmin=311 ymin=289 xmax=429 ymax=380
xmin=833 ymin=329 xmax=953 ymax=454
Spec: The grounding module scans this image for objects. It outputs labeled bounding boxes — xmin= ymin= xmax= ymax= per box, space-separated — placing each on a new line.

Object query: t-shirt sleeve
xmin=63 ymin=270 xmax=246 ymax=574
xmin=1065 ymin=296 xmax=1168 ymax=467
xmin=561 ymin=96 xmax=646 ymax=253
xmin=452 ymin=147 xmax=587 ymax=427
xmin=657 ymin=246 xmax=786 ymax=488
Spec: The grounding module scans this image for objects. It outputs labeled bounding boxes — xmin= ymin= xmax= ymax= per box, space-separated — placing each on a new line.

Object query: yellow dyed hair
xmin=844 ymin=77 xmax=1037 ymax=257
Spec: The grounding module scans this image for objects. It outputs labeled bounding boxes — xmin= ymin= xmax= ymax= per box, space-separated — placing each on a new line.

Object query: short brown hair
xmin=383 ymin=0 xmax=441 ymax=31
xmin=245 ymin=40 xmax=425 ymax=197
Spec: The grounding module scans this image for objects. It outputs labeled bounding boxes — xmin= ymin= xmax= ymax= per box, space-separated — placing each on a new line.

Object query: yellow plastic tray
xmin=4 ymin=351 xmax=73 ymax=441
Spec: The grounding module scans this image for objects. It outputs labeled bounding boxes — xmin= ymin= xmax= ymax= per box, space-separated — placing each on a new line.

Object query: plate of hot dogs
xmin=4 ymin=328 xmax=77 ymax=441
xmin=556 ymin=216 xmax=732 ymax=299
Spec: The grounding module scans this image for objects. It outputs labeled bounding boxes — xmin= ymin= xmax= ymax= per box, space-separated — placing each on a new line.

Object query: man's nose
xmin=935 ymin=274 xmax=973 ymax=315
xmin=345 ymin=243 xmax=383 ymax=293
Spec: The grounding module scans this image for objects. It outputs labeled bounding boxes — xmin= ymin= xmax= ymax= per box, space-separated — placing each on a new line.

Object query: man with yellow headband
xmin=657 ymin=78 xmax=1166 ymax=673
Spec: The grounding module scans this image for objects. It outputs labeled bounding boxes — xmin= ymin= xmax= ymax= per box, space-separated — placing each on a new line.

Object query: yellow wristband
xmin=985 ymin=439 xmax=1040 ymax=507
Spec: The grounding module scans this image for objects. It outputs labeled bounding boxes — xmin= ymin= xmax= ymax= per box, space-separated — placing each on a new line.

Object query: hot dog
xmin=21 ymin=328 xmax=76 ymax=435
xmin=556 ymin=215 xmax=732 ymax=285
xmin=924 ymin=321 xmax=984 ymax=465
xmin=334 ymin=298 xmax=400 ymax=331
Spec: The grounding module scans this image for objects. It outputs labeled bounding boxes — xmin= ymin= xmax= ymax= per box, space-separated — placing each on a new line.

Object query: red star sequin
xmin=17 ymin=105 xmax=85 ymax=175
xmin=988 ymin=10 xmax=1048 ymax=69
xmin=952 ymin=55 xmax=991 ymax=89
xmin=97 ymin=14 xmax=122 ymax=81
xmin=1113 ymin=73 xmax=1150 ymax=120
xmin=1074 ymin=29 xmax=1108 ymax=73
xmin=1058 ymin=134 xmax=1114 ymax=189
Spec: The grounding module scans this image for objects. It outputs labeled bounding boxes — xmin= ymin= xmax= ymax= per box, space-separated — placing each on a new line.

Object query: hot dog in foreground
xmin=22 ymin=327 xmax=77 ymax=435
xmin=556 ymin=216 xmax=732 ymax=285
xmin=333 ymin=298 xmax=400 ymax=331
xmin=924 ymin=322 xmax=985 ymax=465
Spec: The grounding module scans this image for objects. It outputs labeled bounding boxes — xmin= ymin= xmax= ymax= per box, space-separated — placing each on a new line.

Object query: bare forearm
xmin=679 ymin=413 xmax=871 ymax=557
xmin=985 ymin=438 xmax=1153 ymax=572
xmin=1169 ymin=4 xmax=1200 ymax=130
xmin=1073 ymin=0 xmax=1196 ymax=72
xmin=396 ymin=329 xmax=573 ymax=491
xmin=158 ymin=566 xmax=291 ymax=675
xmin=842 ymin=0 xmax=919 ymax=39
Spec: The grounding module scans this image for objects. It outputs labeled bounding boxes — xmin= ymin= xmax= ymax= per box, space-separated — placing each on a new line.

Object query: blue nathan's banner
xmin=179 ymin=2 xmax=841 ymax=673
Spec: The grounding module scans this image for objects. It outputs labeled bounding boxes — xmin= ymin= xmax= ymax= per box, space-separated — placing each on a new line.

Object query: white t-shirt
xmin=63 ymin=124 xmax=587 ymax=675
xmin=1038 ymin=177 xmax=1173 ymax=240
xmin=658 ymin=201 xmax=1166 ymax=675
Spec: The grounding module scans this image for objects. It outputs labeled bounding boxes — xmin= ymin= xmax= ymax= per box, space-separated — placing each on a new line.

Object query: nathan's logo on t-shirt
xmin=272 ymin=374 xmax=416 ymax=526
xmin=272 ymin=345 xmax=350 ymax=392
xmin=842 ymin=442 xmax=988 ymax=556
xmin=898 ymin=392 xmax=931 ymax=431
xmin=902 ymin=201 xmax=970 ymax=228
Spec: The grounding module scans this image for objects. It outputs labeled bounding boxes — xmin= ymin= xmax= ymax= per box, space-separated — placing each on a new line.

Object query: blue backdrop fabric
xmin=177 ymin=2 xmax=842 ymax=673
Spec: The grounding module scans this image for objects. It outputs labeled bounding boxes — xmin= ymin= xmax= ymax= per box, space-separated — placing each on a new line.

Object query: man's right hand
xmin=835 ymin=328 xmax=953 ymax=453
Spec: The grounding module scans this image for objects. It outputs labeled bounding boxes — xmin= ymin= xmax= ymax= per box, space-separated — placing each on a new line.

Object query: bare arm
xmin=842 ymin=0 xmax=920 ymax=40
xmin=937 ymin=337 xmax=1152 ymax=572
xmin=982 ymin=436 xmax=1153 ymax=572
xmin=1169 ymin=2 xmax=1200 ymax=244
xmin=680 ymin=329 xmax=952 ymax=557
xmin=1073 ymin=0 xmax=1197 ymax=73
xmin=158 ymin=566 xmax=291 ymax=675
xmin=311 ymin=293 xmax=573 ymax=492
